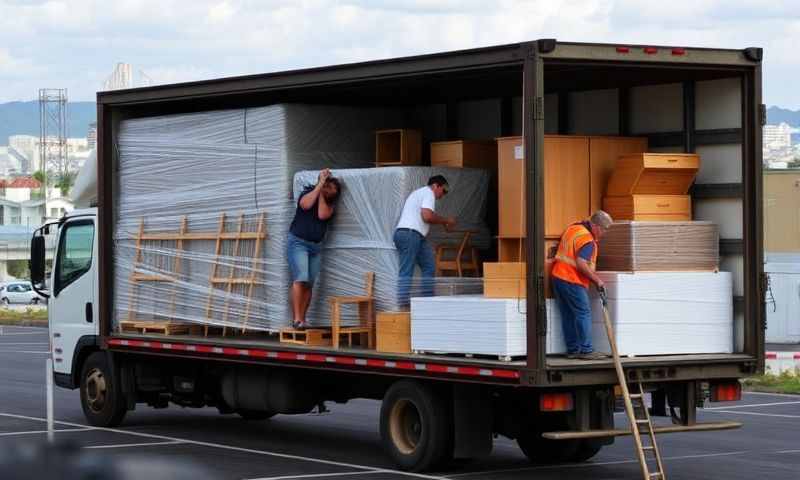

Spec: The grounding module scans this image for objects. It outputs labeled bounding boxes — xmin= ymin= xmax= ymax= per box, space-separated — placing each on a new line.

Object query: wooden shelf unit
xmin=430 ymin=140 xmax=496 ymax=169
xmin=375 ymin=129 xmax=422 ymax=167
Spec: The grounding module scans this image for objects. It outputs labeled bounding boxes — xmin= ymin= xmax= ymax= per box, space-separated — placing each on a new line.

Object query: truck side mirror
xmin=30 ymin=235 xmax=46 ymax=287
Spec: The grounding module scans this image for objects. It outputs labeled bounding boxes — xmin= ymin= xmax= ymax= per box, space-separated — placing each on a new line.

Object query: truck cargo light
xmin=710 ymin=382 xmax=741 ymax=402
xmin=540 ymin=393 xmax=574 ymax=412
xmin=671 ymin=48 xmax=686 ymax=56
xmin=616 ymin=47 xmax=630 ymax=53
xmin=643 ymin=47 xmax=658 ymax=55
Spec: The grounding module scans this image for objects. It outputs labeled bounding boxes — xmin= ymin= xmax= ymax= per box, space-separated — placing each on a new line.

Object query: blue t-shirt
xmin=577 ymin=242 xmax=595 ymax=261
xmin=289 ymin=186 xmax=334 ymax=243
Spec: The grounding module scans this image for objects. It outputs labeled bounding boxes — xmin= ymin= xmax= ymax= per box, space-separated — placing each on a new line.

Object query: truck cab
xmin=31 ymin=208 xmax=99 ymax=390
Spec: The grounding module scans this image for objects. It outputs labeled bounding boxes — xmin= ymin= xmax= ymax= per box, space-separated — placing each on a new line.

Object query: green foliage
xmin=54 ymin=171 xmax=77 ymax=197
xmin=743 ymin=369 xmax=800 ymax=395
xmin=32 ymin=170 xmax=46 ymax=184
xmin=0 ymin=307 xmax=48 ymax=324
xmin=6 ymin=260 xmax=29 ymax=280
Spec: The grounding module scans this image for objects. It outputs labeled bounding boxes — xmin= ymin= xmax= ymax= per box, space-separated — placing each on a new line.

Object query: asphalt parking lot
xmin=1 ymin=326 xmax=798 ymax=480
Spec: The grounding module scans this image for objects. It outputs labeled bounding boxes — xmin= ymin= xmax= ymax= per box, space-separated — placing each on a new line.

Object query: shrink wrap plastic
xmin=113 ymin=104 xmax=487 ymax=333
xmin=597 ymin=221 xmax=719 ymax=272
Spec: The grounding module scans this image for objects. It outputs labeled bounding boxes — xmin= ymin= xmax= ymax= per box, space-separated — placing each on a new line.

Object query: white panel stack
xmin=409 ymin=296 xmax=570 ymax=357
xmin=592 ymin=271 xmax=733 ymax=355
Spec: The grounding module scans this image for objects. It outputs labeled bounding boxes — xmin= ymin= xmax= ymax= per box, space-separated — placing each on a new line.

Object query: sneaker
xmin=578 ymin=351 xmax=610 ymax=360
xmin=566 ymin=352 xmax=581 ymax=359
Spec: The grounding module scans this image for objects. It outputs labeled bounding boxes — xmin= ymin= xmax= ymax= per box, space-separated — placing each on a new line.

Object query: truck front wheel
xmin=379 ymin=380 xmax=451 ymax=472
xmin=79 ymin=352 xmax=127 ymax=427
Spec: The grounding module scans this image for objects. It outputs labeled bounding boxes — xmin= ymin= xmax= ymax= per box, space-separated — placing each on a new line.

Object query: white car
xmin=1 ymin=282 xmax=44 ymax=305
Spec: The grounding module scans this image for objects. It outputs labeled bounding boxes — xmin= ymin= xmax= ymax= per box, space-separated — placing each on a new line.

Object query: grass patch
xmin=0 ymin=307 xmax=48 ymax=327
xmin=743 ymin=369 xmax=800 ymax=395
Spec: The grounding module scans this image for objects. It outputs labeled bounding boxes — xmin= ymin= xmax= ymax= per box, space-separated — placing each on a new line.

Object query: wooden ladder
xmin=599 ymin=289 xmax=666 ymax=480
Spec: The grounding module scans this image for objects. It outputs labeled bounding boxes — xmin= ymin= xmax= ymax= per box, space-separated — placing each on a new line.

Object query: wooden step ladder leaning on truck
xmin=32 ymin=39 xmax=763 ymax=473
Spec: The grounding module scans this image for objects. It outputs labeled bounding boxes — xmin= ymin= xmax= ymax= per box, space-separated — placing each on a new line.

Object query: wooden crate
xmin=376 ymin=312 xmax=411 ymax=354
xmin=279 ymin=328 xmax=332 ymax=346
xmin=589 ymin=136 xmax=648 ymax=211
xmin=376 ymin=129 xmax=422 ymax=167
xmin=605 ymin=153 xmax=699 ymax=196
xmin=497 ymin=136 xmax=590 ymax=238
xmin=430 ymin=140 xmax=496 ymax=169
xmin=483 ymin=262 xmax=526 ymax=299
xmin=118 ymin=321 xmax=200 ymax=336
xmin=603 ymin=194 xmax=692 ymax=221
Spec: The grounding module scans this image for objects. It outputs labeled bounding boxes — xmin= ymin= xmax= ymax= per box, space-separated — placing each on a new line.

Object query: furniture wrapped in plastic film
xmin=411 ymin=271 xmax=732 ymax=358
xmin=597 ymin=221 xmax=719 ymax=272
xmin=113 ymin=103 xmax=487 ymax=334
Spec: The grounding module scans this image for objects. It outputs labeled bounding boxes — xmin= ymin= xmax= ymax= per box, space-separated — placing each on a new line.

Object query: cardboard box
xmin=484 ymin=262 xmax=526 ymax=299
xmin=376 ymin=312 xmax=411 ymax=354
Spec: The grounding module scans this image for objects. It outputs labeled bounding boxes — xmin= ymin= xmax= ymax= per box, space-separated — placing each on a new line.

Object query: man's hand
xmin=317 ymin=168 xmax=331 ymax=185
xmin=445 ymin=217 xmax=457 ymax=229
xmin=595 ymin=279 xmax=605 ymax=290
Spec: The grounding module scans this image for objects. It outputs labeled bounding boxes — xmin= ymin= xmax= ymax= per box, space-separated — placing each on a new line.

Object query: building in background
xmin=763 ymin=122 xmax=796 ymax=167
xmin=87 ymin=122 xmax=97 ymax=149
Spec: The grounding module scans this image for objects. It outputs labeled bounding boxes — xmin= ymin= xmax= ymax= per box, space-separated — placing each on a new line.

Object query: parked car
xmin=0 ymin=281 xmax=45 ymax=305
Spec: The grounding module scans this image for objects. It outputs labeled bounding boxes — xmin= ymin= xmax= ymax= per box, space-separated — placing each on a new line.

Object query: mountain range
xmin=0 ymin=101 xmax=96 ymax=143
xmin=0 ymin=101 xmax=798 ymax=145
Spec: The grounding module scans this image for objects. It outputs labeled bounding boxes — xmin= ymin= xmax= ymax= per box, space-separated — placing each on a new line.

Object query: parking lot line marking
xmin=0 ymin=428 xmax=90 ymax=437
xmin=0 ymin=413 xmax=448 ymax=480
xmin=445 ymin=450 xmax=751 ymax=477
xmin=743 ymin=391 xmax=800 ymax=399
xmin=705 ymin=401 xmax=800 ymax=410
xmin=706 ymin=410 xmax=800 ymax=419
xmin=0 ymin=350 xmax=50 ymax=354
xmin=246 ymin=470 xmax=389 ymax=480
xmin=84 ymin=440 xmax=184 ymax=449
xmin=0 ymin=332 xmax=48 ymax=336
xmin=777 ymin=449 xmax=800 ymax=454
xmin=0 ymin=342 xmax=49 ymax=345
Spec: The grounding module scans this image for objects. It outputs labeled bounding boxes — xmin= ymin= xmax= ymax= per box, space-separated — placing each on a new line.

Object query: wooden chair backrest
xmin=364 ymin=271 xmax=375 ymax=298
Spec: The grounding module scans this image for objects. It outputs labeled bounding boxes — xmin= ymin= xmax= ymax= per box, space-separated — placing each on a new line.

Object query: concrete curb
xmin=0 ymin=318 xmax=48 ymax=328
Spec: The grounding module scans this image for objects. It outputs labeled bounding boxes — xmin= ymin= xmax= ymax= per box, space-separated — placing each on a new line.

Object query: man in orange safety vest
xmin=551 ymin=210 xmax=613 ymax=360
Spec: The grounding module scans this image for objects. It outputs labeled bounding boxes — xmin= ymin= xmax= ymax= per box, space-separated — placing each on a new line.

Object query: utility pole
xmin=38 ymin=88 xmax=70 ymax=200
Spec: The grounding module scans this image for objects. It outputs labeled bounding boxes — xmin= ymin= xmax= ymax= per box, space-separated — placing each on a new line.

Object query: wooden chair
xmin=329 ymin=272 xmax=375 ymax=349
xmin=435 ymin=229 xmax=480 ymax=277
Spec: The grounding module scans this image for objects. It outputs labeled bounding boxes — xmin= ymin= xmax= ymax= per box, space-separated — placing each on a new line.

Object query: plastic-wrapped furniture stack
xmin=113 ymin=104 xmax=489 ymax=333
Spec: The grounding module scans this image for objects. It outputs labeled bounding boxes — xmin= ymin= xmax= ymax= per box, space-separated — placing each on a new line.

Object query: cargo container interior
xmin=105 ymin=43 xmax=762 ymax=378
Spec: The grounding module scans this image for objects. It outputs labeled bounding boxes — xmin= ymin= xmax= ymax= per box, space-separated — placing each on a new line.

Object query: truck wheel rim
xmin=85 ymin=368 xmax=107 ymax=413
xmin=389 ymin=399 xmax=422 ymax=455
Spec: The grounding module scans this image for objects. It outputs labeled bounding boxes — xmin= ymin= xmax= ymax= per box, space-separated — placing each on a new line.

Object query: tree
xmin=7 ymin=260 xmax=30 ymax=280
xmin=54 ymin=171 xmax=76 ymax=197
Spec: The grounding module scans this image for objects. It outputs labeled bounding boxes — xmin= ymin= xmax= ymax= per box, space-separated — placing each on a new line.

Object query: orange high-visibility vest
xmin=551 ymin=222 xmax=598 ymax=288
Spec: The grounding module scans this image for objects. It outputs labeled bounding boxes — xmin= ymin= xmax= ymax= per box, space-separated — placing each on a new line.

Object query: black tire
xmin=516 ymin=414 xmax=579 ymax=464
xmin=31 ymin=298 xmax=39 ymax=305
xmin=237 ymin=409 xmax=276 ymax=420
xmin=570 ymin=439 xmax=603 ymax=462
xmin=79 ymin=352 xmax=127 ymax=427
xmin=1 ymin=297 xmax=9 ymax=306
xmin=380 ymin=380 xmax=452 ymax=472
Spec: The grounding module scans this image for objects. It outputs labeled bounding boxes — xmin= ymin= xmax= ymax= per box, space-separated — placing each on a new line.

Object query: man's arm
xmin=299 ymin=169 xmax=330 ymax=211
xmin=317 ymin=192 xmax=334 ymax=220
xmin=576 ymin=258 xmax=604 ymax=289
xmin=421 ymin=208 xmax=455 ymax=228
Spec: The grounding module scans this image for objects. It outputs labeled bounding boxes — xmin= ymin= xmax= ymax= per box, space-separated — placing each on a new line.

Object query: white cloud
xmin=0 ymin=0 xmax=797 ymax=108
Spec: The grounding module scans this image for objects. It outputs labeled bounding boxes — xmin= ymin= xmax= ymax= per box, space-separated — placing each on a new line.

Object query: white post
xmin=46 ymin=357 xmax=54 ymax=443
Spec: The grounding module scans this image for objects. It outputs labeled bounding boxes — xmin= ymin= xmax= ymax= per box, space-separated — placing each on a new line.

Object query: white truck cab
xmin=31 ymin=208 xmax=99 ymax=382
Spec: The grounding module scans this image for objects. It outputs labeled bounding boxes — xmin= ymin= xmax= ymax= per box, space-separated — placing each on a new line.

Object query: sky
xmin=0 ymin=0 xmax=798 ymax=108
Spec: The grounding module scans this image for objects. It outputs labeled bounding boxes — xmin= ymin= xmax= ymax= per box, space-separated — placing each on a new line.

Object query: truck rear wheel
xmin=237 ymin=409 xmax=277 ymax=420
xmin=380 ymin=380 xmax=451 ymax=472
xmin=79 ymin=352 xmax=127 ymax=427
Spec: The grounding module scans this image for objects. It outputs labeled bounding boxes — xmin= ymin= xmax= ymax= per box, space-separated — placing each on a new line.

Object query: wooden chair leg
xmin=331 ymin=301 xmax=340 ymax=349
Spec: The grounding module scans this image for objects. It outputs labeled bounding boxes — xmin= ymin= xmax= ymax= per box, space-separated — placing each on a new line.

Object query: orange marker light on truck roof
xmin=540 ymin=393 xmax=574 ymax=412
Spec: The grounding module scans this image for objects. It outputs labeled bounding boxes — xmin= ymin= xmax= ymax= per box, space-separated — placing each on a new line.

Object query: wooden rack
xmin=119 ymin=213 xmax=267 ymax=337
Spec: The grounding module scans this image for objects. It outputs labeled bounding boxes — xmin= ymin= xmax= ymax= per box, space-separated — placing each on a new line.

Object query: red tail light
xmin=710 ymin=382 xmax=741 ymax=402
xmin=671 ymin=48 xmax=686 ymax=56
xmin=540 ymin=393 xmax=574 ymax=412
xmin=643 ymin=47 xmax=658 ymax=55
xmin=616 ymin=46 xmax=630 ymax=53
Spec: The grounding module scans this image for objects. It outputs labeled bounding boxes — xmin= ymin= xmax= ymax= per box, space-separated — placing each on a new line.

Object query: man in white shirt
xmin=393 ymin=175 xmax=456 ymax=308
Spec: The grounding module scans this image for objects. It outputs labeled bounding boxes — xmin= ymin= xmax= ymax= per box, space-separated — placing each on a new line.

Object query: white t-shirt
xmin=396 ymin=186 xmax=436 ymax=237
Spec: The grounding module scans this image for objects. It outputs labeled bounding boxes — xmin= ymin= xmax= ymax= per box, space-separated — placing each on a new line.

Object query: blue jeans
xmin=287 ymin=232 xmax=322 ymax=285
xmin=393 ymin=229 xmax=435 ymax=308
xmin=552 ymin=277 xmax=593 ymax=354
